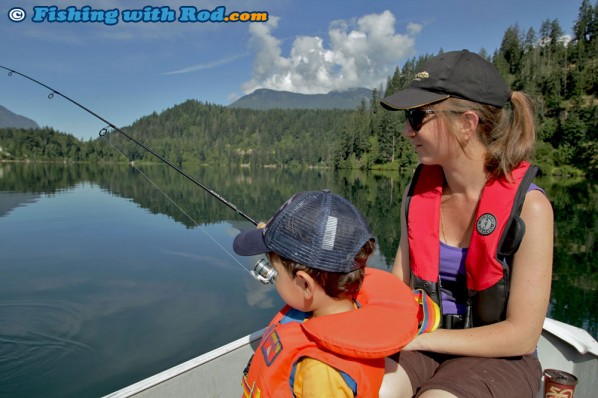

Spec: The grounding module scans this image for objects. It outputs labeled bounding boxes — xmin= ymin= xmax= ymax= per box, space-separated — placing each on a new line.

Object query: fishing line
xmin=0 ymin=65 xmax=260 ymax=277
xmin=102 ymin=132 xmax=252 ymax=276
xmin=0 ymin=65 xmax=258 ymax=226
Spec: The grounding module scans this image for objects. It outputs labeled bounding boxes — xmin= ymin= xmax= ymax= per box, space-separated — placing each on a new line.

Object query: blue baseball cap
xmin=233 ymin=189 xmax=373 ymax=273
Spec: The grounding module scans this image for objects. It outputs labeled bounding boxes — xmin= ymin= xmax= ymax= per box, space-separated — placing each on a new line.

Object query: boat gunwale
xmin=103 ymin=328 xmax=266 ymax=398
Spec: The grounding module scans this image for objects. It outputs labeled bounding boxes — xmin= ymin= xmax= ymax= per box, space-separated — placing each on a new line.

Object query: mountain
xmin=229 ymin=87 xmax=373 ymax=110
xmin=0 ymin=105 xmax=39 ymax=129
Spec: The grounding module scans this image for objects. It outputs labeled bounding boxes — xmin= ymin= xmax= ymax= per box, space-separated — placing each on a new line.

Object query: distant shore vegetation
xmin=1 ymin=0 xmax=596 ymax=180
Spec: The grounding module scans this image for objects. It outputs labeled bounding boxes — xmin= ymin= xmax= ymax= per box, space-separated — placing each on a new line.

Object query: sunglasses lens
xmin=405 ymin=109 xmax=424 ymax=131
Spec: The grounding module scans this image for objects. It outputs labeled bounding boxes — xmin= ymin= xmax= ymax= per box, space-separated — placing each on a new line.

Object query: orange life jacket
xmin=406 ymin=162 xmax=538 ymax=327
xmin=242 ymin=268 xmax=419 ymax=398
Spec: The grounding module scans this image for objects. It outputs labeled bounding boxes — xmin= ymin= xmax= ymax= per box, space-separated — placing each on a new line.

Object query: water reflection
xmin=0 ymin=192 xmax=41 ymax=217
xmin=0 ymin=300 xmax=91 ymax=384
xmin=539 ymin=176 xmax=597 ymax=338
xmin=0 ymin=162 xmax=595 ymax=397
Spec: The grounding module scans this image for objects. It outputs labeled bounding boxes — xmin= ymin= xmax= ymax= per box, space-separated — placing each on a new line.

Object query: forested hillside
xmin=1 ymin=0 xmax=596 ymax=178
xmin=106 ymin=102 xmax=354 ymax=167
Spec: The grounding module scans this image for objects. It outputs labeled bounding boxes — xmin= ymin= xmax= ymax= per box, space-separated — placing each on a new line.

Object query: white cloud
xmin=242 ymin=10 xmax=420 ymax=95
xmin=407 ymin=22 xmax=423 ymax=35
xmin=163 ymin=53 xmax=248 ymax=75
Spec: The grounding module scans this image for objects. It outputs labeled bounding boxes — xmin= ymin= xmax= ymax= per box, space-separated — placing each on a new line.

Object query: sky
xmin=0 ymin=0 xmax=583 ymax=141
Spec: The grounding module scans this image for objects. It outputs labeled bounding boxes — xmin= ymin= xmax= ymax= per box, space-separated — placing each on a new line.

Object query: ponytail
xmin=442 ymin=92 xmax=536 ymax=180
xmin=484 ymin=91 xmax=536 ymax=180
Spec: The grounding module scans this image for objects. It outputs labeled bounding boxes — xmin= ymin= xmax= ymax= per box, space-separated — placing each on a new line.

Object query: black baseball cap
xmin=381 ymin=50 xmax=510 ymax=110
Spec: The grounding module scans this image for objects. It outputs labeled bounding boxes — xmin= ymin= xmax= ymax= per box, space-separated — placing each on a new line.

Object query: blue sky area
xmin=0 ymin=0 xmax=583 ymax=140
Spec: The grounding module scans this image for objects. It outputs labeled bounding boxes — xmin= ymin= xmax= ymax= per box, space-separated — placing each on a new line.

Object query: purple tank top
xmin=439 ymin=183 xmax=543 ymax=314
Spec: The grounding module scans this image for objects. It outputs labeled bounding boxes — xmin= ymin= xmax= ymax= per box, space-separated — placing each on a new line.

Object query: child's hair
xmin=437 ymin=92 xmax=536 ymax=180
xmin=275 ymin=239 xmax=375 ymax=298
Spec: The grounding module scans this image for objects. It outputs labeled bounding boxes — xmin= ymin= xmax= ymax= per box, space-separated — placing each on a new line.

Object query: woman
xmin=379 ymin=50 xmax=553 ymax=398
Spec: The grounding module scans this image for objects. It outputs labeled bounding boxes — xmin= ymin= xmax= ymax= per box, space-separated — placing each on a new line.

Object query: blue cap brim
xmin=233 ymin=228 xmax=269 ymax=256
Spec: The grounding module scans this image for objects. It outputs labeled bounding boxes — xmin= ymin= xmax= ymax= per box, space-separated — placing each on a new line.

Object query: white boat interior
xmin=104 ymin=317 xmax=598 ymax=398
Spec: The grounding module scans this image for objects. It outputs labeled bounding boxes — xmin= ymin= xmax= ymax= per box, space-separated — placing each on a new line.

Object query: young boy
xmin=233 ymin=189 xmax=424 ymax=398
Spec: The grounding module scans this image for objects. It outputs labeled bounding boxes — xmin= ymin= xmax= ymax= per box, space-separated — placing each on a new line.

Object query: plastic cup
xmin=543 ymin=369 xmax=578 ymax=398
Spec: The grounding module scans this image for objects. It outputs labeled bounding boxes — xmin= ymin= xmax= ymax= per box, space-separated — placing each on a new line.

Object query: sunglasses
xmin=405 ymin=109 xmax=460 ymax=132
xmin=404 ymin=109 xmax=436 ymax=132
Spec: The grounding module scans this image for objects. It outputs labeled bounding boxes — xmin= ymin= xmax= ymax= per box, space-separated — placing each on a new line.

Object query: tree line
xmin=1 ymin=0 xmax=596 ymax=179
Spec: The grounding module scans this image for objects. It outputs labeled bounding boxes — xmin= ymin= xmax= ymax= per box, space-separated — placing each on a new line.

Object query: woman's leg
xmin=419 ymin=390 xmax=458 ymax=398
xmin=379 ymin=357 xmax=414 ymax=398
xmin=416 ymin=354 xmax=541 ymax=398
xmin=380 ymin=352 xmax=540 ymax=398
xmin=380 ymin=351 xmax=442 ymax=398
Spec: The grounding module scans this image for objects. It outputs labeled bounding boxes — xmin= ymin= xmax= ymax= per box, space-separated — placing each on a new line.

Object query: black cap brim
xmin=233 ymin=228 xmax=269 ymax=256
xmin=380 ymin=88 xmax=449 ymax=111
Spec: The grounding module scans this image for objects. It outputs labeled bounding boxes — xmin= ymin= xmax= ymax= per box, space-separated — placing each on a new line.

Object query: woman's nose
xmin=402 ymin=122 xmax=416 ymax=138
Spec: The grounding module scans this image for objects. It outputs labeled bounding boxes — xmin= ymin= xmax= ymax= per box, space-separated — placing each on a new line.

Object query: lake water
xmin=0 ymin=162 xmax=595 ymax=397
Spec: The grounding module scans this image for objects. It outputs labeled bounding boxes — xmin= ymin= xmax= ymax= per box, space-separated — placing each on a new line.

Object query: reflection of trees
xmin=0 ymin=162 xmax=409 ymax=263
xmin=0 ymin=162 xmax=90 ymax=193
xmin=543 ymin=177 xmax=597 ymax=338
xmin=334 ymin=168 xmax=411 ymax=268
xmin=0 ymin=192 xmax=40 ymax=218
xmin=3 ymin=163 xmax=596 ymax=336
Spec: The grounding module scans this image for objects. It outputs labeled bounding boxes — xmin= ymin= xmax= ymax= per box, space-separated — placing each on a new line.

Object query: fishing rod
xmin=0 ymin=64 xmax=258 ymax=226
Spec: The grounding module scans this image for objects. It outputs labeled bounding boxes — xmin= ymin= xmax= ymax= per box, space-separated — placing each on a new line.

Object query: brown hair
xmin=436 ymin=91 xmax=536 ymax=180
xmin=276 ymin=239 xmax=375 ymax=299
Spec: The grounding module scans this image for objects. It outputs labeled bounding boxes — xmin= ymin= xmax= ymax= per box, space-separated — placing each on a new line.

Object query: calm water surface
xmin=0 ymin=162 xmax=595 ymax=397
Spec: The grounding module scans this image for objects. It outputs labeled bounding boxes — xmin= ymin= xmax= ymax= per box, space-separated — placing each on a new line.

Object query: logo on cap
xmin=414 ymin=71 xmax=429 ymax=81
xmin=476 ymin=213 xmax=497 ymax=235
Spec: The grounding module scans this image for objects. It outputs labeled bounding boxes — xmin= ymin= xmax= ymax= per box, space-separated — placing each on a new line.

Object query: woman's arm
xmin=402 ymin=190 xmax=554 ymax=357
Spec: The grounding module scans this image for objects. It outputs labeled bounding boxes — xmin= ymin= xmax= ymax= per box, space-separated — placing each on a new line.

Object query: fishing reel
xmin=251 ymin=257 xmax=277 ymax=284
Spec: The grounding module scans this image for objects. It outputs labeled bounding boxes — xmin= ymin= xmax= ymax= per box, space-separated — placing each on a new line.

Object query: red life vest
xmin=242 ymin=268 xmax=419 ymax=398
xmin=406 ymin=162 xmax=538 ymax=327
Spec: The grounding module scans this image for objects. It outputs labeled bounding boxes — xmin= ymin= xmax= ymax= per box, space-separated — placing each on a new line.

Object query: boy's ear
xmin=295 ymin=270 xmax=316 ymax=299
